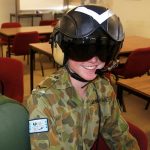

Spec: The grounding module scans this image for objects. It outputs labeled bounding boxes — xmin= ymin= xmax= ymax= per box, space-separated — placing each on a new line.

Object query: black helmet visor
xmin=60 ymin=36 xmax=120 ymax=62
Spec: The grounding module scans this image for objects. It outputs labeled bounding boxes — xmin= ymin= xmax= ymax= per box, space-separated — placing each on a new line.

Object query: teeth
xmin=84 ymin=66 xmax=96 ymax=70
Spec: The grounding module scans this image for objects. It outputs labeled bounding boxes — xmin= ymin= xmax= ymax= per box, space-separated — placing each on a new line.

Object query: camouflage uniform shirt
xmin=27 ymin=67 xmax=140 ymax=150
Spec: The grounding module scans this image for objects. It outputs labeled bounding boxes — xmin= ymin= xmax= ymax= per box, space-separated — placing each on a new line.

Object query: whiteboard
xmin=19 ymin=0 xmax=65 ymax=11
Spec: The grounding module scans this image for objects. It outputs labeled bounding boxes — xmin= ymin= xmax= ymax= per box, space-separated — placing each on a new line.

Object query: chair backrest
xmin=39 ymin=20 xmax=58 ymax=42
xmin=39 ymin=19 xmax=58 ymax=26
xmin=123 ymin=47 xmax=150 ymax=78
xmin=0 ymin=22 xmax=21 ymax=43
xmin=0 ymin=95 xmax=31 ymax=150
xmin=0 ymin=58 xmax=24 ymax=103
xmin=1 ymin=22 xmax=21 ymax=28
xmin=12 ymin=31 xmax=39 ymax=55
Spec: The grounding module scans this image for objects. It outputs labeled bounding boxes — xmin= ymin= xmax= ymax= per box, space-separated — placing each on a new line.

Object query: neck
xmin=69 ymin=75 xmax=87 ymax=98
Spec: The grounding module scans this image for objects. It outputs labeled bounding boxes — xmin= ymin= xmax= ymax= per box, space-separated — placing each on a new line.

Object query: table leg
xmin=41 ymin=15 xmax=43 ymax=20
xmin=30 ymin=48 xmax=35 ymax=92
xmin=7 ymin=37 xmax=11 ymax=57
xmin=32 ymin=16 xmax=33 ymax=26
xmin=10 ymin=14 xmax=12 ymax=22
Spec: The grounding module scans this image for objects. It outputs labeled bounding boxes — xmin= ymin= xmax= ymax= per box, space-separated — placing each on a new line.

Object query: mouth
xmin=82 ymin=65 xmax=97 ymax=70
xmin=82 ymin=62 xmax=105 ymax=71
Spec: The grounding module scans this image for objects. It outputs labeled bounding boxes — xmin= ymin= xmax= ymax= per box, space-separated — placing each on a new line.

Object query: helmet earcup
xmin=50 ymin=30 xmax=65 ymax=66
xmin=53 ymin=43 xmax=64 ymax=66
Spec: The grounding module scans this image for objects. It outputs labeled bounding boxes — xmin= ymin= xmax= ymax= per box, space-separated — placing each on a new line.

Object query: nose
xmin=88 ymin=56 xmax=98 ymax=63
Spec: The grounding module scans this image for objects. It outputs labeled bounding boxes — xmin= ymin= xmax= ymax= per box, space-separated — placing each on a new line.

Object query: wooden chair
xmin=112 ymin=47 xmax=150 ymax=110
xmin=10 ymin=31 xmax=45 ymax=76
xmin=39 ymin=19 xmax=58 ymax=26
xmin=39 ymin=19 xmax=58 ymax=42
xmin=112 ymin=47 xmax=150 ymax=80
xmin=1 ymin=22 xmax=21 ymax=28
xmin=9 ymin=31 xmax=39 ymax=63
xmin=0 ymin=58 xmax=24 ymax=103
xmin=0 ymin=22 xmax=21 ymax=57
xmin=10 ymin=31 xmax=39 ymax=56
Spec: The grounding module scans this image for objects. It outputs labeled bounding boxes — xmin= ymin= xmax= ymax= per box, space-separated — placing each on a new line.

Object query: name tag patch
xmin=29 ymin=118 xmax=49 ymax=134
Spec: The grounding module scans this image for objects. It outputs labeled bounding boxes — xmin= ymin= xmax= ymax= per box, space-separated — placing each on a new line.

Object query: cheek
xmin=71 ymin=65 xmax=79 ymax=72
xmin=68 ymin=60 xmax=81 ymax=68
xmin=98 ymin=62 xmax=105 ymax=69
xmin=68 ymin=61 xmax=80 ymax=71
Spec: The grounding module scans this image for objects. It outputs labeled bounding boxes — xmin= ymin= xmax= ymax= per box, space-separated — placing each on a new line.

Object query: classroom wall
xmin=0 ymin=0 xmax=53 ymax=26
xmin=112 ymin=0 xmax=150 ymax=38
xmin=0 ymin=0 xmax=15 ymax=26
xmin=0 ymin=0 xmax=150 ymax=38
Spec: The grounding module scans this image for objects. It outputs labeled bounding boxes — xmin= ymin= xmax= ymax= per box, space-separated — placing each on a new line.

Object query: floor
xmin=2 ymin=50 xmax=150 ymax=149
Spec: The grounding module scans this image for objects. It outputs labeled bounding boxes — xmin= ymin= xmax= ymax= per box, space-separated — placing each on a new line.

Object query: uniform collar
xmin=43 ymin=67 xmax=103 ymax=90
xmin=51 ymin=68 xmax=73 ymax=90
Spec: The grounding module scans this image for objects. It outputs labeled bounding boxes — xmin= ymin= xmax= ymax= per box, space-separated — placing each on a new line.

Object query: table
xmin=30 ymin=42 xmax=52 ymax=91
xmin=0 ymin=26 xmax=53 ymax=56
xmin=117 ymin=75 xmax=150 ymax=112
xmin=10 ymin=13 xmax=43 ymax=26
xmin=120 ymin=36 xmax=150 ymax=54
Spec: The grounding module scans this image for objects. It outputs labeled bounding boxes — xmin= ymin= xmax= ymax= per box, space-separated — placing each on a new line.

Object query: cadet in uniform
xmin=27 ymin=5 xmax=140 ymax=150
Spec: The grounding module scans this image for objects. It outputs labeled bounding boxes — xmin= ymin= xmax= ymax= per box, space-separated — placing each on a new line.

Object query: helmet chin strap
xmin=65 ymin=64 xmax=89 ymax=82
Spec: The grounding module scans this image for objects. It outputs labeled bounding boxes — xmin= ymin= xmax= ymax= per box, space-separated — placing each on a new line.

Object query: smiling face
xmin=68 ymin=56 xmax=105 ymax=81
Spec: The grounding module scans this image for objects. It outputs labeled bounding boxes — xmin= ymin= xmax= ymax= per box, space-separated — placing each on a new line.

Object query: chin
xmin=83 ymin=74 xmax=97 ymax=81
